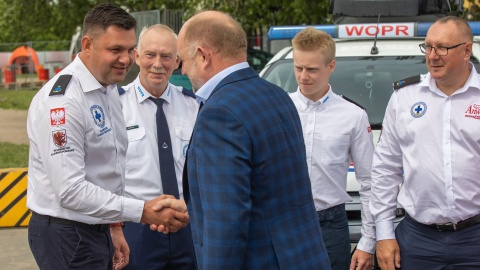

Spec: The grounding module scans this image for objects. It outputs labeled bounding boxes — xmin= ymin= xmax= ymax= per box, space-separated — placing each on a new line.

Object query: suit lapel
xmin=184 ymin=67 xmax=256 ymax=203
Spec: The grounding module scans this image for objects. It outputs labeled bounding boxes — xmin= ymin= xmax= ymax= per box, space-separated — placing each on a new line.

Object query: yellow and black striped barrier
xmin=0 ymin=168 xmax=30 ymax=227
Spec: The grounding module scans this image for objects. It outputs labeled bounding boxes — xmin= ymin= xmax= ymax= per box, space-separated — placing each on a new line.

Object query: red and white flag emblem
xmin=50 ymin=108 xmax=65 ymax=125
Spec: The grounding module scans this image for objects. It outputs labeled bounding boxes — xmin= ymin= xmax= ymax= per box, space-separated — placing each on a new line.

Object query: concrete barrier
xmin=0 ymin=168 xmax=30 ymax=227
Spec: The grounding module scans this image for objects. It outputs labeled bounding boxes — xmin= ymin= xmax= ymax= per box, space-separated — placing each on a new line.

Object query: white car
xmin=259 ymin=21 xmax=480 ymax=251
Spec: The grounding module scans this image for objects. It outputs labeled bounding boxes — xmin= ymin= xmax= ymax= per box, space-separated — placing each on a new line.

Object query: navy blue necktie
xmin=149 ymin=97 xmax=179 ymax=199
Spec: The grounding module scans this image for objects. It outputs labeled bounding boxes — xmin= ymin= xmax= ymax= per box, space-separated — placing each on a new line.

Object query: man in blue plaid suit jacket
xmin=177 ymin=11 xmax=331 ymax=269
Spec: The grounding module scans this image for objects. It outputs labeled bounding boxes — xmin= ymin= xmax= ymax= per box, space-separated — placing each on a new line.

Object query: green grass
xmin=0 ymin=89 xmax=37 ymax=110
xmin=0 ymin=142 xmax=29 ymax=169
xmin=0 ymin=88 xmax=33 ymax=168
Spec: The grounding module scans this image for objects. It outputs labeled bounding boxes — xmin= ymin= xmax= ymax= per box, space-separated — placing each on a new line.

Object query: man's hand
xmin=140 ymin=195 xmax=189 ymax=234
xmin=350 ymin=249 xmax=374 ymax=270
xmin=376 ymin=239 xmax=401 ymax=270
xmin=110 ymin=226 xmax=129 ymax=270
xmin=152 ymin=198 xmax=188 ymax=213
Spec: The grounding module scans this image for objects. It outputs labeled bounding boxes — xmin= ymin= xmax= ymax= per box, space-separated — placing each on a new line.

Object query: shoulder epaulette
xmin=181 ymin=87 xmax=196 ymax=99
xmin=341 ymin=95 xmax=366 ymax=110
xmin=117 ymin=87 xmax=126 ymax=96
xmin=49 ymin=74 xmax=72 ymax=96
xmin=393 ymin=75 xmax=421 ymax=90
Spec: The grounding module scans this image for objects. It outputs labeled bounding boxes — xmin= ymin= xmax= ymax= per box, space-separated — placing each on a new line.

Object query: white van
xmin=259 ymin=20 xmax=480 ymax=254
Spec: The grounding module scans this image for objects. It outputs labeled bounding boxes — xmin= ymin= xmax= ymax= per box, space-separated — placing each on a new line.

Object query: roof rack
xmin=329 ymin=0 xmax=453 ymax=24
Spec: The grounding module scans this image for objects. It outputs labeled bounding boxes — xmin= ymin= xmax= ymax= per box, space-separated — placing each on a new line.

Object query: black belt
xmin=406 ymin=213 xmax=480 ymax=232
xmin=32 ymin=212 xmax=110 ymax=232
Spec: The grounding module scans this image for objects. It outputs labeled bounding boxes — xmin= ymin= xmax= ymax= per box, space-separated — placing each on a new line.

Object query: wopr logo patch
xmin=410 ymin=102 xmax=427 ymax=118
xmin=90 ymin=105 xmax=105 ymax=128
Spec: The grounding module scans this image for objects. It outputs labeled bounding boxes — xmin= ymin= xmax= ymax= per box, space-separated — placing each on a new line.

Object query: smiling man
xmin=370 ymin=16 xmax=480 ymax=270
xmin=27 ymin=6 xmax=189 ymax=270
xmin=119 ymin=24 xmax=198 ymax=270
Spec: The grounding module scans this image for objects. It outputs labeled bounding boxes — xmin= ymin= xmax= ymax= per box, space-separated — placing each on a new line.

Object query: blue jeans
xmin=396 ymin=215 xmax=480 ymax=269
xmin=317 ymin=204 xmax=350 ymax=270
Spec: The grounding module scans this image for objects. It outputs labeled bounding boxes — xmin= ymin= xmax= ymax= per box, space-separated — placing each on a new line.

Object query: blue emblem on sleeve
xmin=410 ymin=102 xmax=427 ymax=118
xmin=90 ymin=105 xmax=106 ymax=128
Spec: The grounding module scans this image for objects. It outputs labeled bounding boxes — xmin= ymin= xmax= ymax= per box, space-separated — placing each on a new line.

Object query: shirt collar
xmin=133 ymin=76 xmax=172 ymax=104
xmin=419 ymin=62 xmax=480 ymax=95
xmin=195 ymin=62 xmax=249 ymax=104
xmin=295 ymin=85 xmax=332 ymax=110
xmin=72 ymin=55 xmax=112 ymax=93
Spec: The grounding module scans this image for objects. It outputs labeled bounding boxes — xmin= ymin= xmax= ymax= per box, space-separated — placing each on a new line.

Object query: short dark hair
xmin=435 ymin=16 xmax=473 ymax=42
xmin=82 ymin=3 xmax=137 ymax=37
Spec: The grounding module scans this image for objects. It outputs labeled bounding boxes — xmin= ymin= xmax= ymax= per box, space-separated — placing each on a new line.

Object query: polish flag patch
xmin=50 ymin=108 xmax=65 ymax=125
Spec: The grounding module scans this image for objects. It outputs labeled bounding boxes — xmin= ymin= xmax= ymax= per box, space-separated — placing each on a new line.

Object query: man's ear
xmin=328 ymin=59 xmax=336 ymax=73
xmin=196 ymin=46 xmax=210 ymax=65
xmin=174 ymin=56 xmax=181 ymax=70
xmin=464 ymin=42 xmax=472 ymax=61
xmin=81 ymin=35 xmax=93 ymax=55
xmin=134 ymin=48 xmax=141 ymax=66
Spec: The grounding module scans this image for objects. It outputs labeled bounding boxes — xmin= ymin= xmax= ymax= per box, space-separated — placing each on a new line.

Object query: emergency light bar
xmin=268 ymin=22 xmax=480 ymax=40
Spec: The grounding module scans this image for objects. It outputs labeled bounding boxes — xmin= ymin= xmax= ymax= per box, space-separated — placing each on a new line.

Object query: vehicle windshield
xmin=263 ymin=56 xmax=432 ymax=126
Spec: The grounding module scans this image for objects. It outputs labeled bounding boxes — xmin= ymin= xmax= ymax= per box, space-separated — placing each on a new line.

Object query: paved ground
xmin=0 ymin=108 xmax=28 ymax=145
xmin=0 ymin=108 xmax=37 ymax=269
xmin=0 ymin=227 xmax=38 ymax=269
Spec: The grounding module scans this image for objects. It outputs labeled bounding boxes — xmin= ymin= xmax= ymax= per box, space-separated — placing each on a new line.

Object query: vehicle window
xmin=263 ymin=56 xmax=480 ymax=125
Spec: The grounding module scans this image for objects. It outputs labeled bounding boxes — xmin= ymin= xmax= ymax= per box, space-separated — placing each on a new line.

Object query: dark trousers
xmin=28 ymin=214 xmax=113 ymax=270
xmin=396 ymin=215 xmax=480 ymax=269
xmin=317 ymin=204 xmax=350 ymax=270
xmin=123 ymin=221 xmax=195 ymax=270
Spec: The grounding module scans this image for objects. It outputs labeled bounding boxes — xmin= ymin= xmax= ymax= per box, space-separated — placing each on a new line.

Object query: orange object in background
xmin=3 ymin=66 xmax=16 ymax=83
xmin=8 ymin=46 xmax=41 ymax=75
xmin=38 ymin=68 xmax=49 ymax=81
xmin=54 ymin=67 xmax=63 ymax=74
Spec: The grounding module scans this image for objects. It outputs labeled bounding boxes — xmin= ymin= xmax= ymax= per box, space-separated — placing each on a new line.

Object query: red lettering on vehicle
xmin=345 ymin=25 xmax=364 ymax=36
xmin=397 ymin=25 xmax=408 ymax=36
xmin=382 ymin=25 xmax=394 ymax=35
xmin=365 ymin=26 xmax=378 ymax=36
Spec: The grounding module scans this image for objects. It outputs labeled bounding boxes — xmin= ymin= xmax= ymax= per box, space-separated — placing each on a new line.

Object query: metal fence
xmin=0 ymin=41 xmax=70 ymax=89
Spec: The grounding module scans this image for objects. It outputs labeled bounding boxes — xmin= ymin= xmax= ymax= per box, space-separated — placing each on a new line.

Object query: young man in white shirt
xmin=290 ymin=27 xmax=375 ymax=270
xmin=119 ymin=24 xmax=198 ymax=270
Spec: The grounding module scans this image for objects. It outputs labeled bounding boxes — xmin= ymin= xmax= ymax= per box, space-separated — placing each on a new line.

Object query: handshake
xmin=141 ymin=194 xmax=190 ymax=234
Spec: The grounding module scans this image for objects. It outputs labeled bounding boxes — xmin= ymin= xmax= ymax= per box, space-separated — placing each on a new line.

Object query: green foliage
xmin=0 ymin=142 xmax=29 ymax=169
xmin=0 ymin=89 xmax=36 ymax=110
xmin=0 ymin=0 xmax=334 ymax=51
xmin=182 ymin=0 xmax=332 ymax=36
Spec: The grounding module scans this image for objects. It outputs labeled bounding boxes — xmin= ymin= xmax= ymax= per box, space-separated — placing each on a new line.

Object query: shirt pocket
xmin=126 ymin=127 xmax=146 ymax=165
xmin=173 ymin=127 xmax=194 ymax=162
xmin=319 ymin=134 xmax=350 ymax=165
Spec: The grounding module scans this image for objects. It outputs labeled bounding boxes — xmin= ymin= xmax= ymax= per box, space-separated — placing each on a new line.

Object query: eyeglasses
xmin=419 ymin=42 xmax=467 ymax=56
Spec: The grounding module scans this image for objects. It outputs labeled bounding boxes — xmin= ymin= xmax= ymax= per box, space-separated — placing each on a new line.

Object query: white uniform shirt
xmin=370 ymin=63 xmax=480 ymax=240
xmin=27 ymin=56 xmax=145 ymax=224
xmin=120 ymin=77 xmax=198 ymax=200
xmin=290 ymin=87 xmax=375 ymax=253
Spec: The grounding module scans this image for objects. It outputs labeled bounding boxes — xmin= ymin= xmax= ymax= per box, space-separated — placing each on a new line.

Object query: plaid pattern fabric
xmin=186 ymin=67 xmax=330 ymax=269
